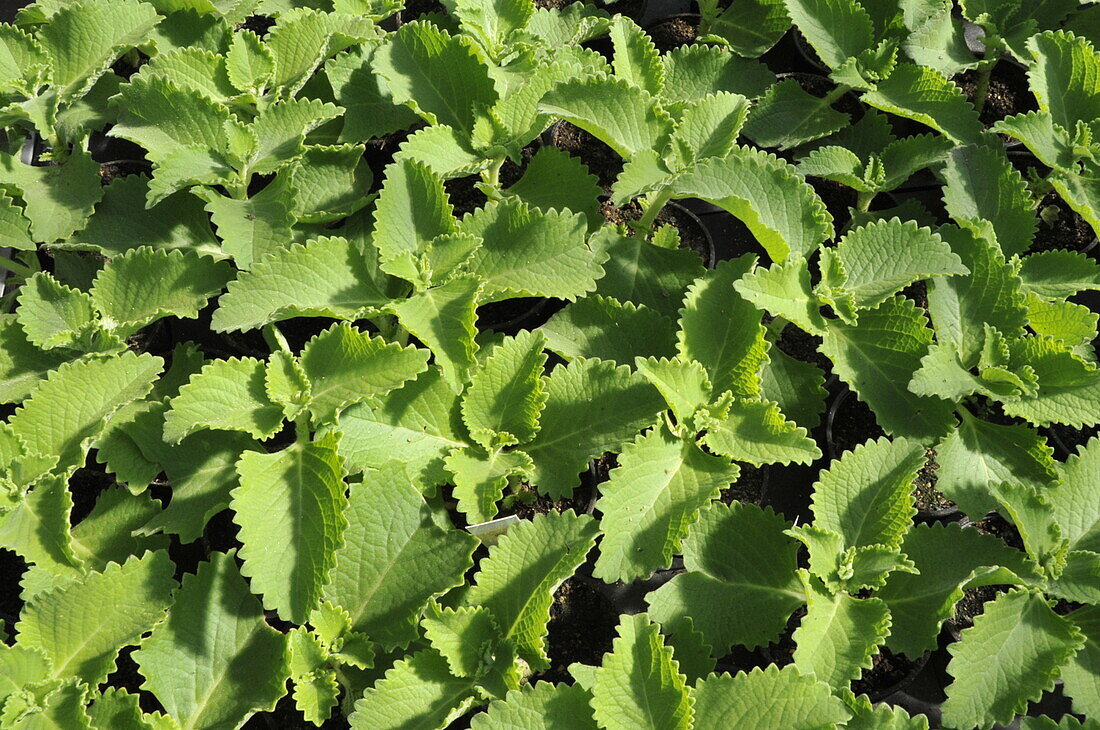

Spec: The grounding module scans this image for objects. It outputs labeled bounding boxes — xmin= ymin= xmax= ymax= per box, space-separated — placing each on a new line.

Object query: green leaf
xmin=164 ymin=357 xmax=283 ymax=442
xmin=348 ymin=648 xmax=474 ymax=730
xmin=86 ymin=687 xmax=174 ymax=730
xmin=0 ymin=476 xmax=81 ymax=581
xmin=1048 ymin=438 xmax=1100 ymax=553
xmin=458 ymin=198 xmax=600 ymax=302
xmin=264 ymin=9 xmax=375 ymax=95
xmin=463 ymin=511 xmax=597 ymax=669
xmin=692 ymin=665 xmax=851 ymax=729
xmin=1001 ymin=335 xmax=1100 ymax=428
xmin=1063 ymin=605 xmax=1100 ymax=718
xmin=461 ymin=330 xmax=547 ymax=449
xmin=471 ymin=682 xmax=598 ymax=729
xmin=69 ymin=487 xmax=169 ymax=572
xmin=422 ymin=605 xmax=503 ymax=679
xmin=390 ymin=276 xmax=481 ymax=391
xmin=942 ymin=590 xmax=1085 ymax=730
xmin=936 ymin=415 xmax=1058 ymax=519
xmin=818 ymin=219 xmax=968 ymax=311
xmin=1026 ymin=293 xmax=1098 ymax=356
xmin=734 ymin=258 xmax=828 ymax=335
xmin=538 ymin=76 xmax=672 ymax=160
xmin=659 ymin=44 xmax=774 ymax=105
xmin=942 ymin=145 xmax=1037 ymax=257
xmin=595 ymin=425 xmax=738 ymax=582
xmin=90 ymin=248 xmax=232 ymax=334
xmin=287 ymin=629 xmax=339 ymax=725
xmin=634 ymin=356 xmax=712 ymax=427
xmin=327 ymin=42 xmax=421 ymax=143
xmin=820 ymin=296 xmax=955 ymax=441
xmin=289 ymin=143 xmax=373 ymax=223
xmin=590 ymin=229 xmax=705 ymax=319
xmin=336 ymin=369 xmax=468 ymax=485
xmin=759 ymin=344 xmax=827 ymax=430
xmin=134 ymin=551 xmax=289 ymax=730
xmin=1 ymin=679 xmax=92 ymax=729
xmin=841 ymin=691 xmax=930 ymax=729
xmin=609 ymin=16 xmax=663 ymax=96
xmin=926 ymin=223 xmax=1029 ymax=366
xmin=323 ymin=465 xmax=477 ymax=647
xmin=541 ymin=296 xmax=678 ymax=368
xmin=668 ymin=147 xmax=833 ymax=262
xmin=226 ymin=28 xmax=273 ymax=93
xmin=810 ymin=436 xmax=923 ymax=549
xmin=450 ymin=0 xmax=533 ymax=50
xmin=678 ymin=257 xmax=767 ymax=399
xmin=647 ymin=502 xmax=803 ymax=652
xmin=372 ymin=158 xmax=456 ymax=284
xmin=699 ymin=0 xmax=789 ymax=57
xmin=668 ymin=91 xmax=750 ymax=166
xmin=10 ymin=351 xmax=163 ymax=472
xmin=36 ymin=0 xmax=160 ymax=99
xmin=992 ymin=111 xmax=1077 ymax=170
xmin=111 ymin=75 xmax=230 ymax=165
xmin=863 ymin=63 xmax=984 ymax=145
xmin=783 ymin=0 xmax=873 ymax=68
xmin=791 ymin=574 xmax=890 ymax=689
xmin=15 ymin=272 xmax=98 ymax=351
xmin=743 ymin=78 xmax=849 ymax=150
xmin=700 ymin=398 xmax=822 ymax=466
xmin=0 ymin=151 xmax=104 ymax=243
xmin=213 ymin=235 xmax=389 ymax=332
xmin=524 ymin=358 xmax=664 ymax=498
xmin=0 ymin=192 xmax=34 ymax=252
xmin=590 ymin=613 xmax=693 ymax=730
xmin=505 ymin=146 xmax=602 ymax=230
xmin=64 ymin=176 xmax=221 ymax=259
xmin=232 ymin=434 xmax=348 ymax=624
xmin=135 ymin=46 xmax=237 ymax=101
xmin=201 ymin=175 xmax=296 ymax=270
xmin=372 ymin=20 xmax=498 ymax=132
xmin=20 ymin=551 xmax=175 ymax=686
xmin=1027 ymin=31 xmax=1100 ymax=131
xmin=446 ymin=447 xmax=533 ymax=524
xmin=299 ymin=322 xmax=428 ymax=423
xmin=1018 ymin=249 xmax=1100 ymax=299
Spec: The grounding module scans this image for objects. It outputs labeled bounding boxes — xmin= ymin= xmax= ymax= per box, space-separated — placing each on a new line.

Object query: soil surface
xmin=1030 ymin=192 xmax=1098 ymax=254
xmin=548 ymin=122 xmax=622 ymax=191
xmin=852 ymin=647 xmax=926 ymax=700
xmin=599 ymin=199 xmax=714 ymax=265
xmin=827 ymin=389 xmax=885 ymax=459
xmin=534 ymin=577 xmax=619 ymax=684
xmin=646 ymin=15 xmax=698 ymax=53
xmin=912 ymin=449 xmax=957 ymax=516
xmin=955 ymin=62 xmax=1036 ymax=129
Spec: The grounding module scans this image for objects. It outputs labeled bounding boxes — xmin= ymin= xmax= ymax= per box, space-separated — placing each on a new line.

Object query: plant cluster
xmin=0 ymin=0 xmax=1099 ymax=728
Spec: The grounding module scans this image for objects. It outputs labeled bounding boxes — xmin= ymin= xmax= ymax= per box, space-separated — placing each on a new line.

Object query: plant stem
xmin=821 ymin=83 xmax=852 ymax=108
xmin=294 ymin=414 xmax=310 ymax=445
xmin=856 ymin=190 xmax=875 ymax=213
xmin=0 ymin=255 xmax=35 ymax=279
xmin=972 ymin=62 xmax=994 ymax=117
xmin=634 ymin=188 xmax=674 ymax=236
xmin=481 ymin=157 xmax=505 ymax=191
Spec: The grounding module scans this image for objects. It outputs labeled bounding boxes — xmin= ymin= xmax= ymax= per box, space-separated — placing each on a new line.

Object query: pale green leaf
xmin=1018 ymin=249 xmax=1100 ymax=299
xmin=348 ymin=648 xmax=474 ymax=730
xmin=541 ymin=296 xmax=677 ymax=368
xmin=701 ymin=398 xmax=822 ymax=466
xmin=942 ymin=144 xmax=1037 ymax=257
xmin=289 ymin=143 xmax=373 ymax=223
xmin=212 ymin=235 xmax=390 ymax=332
xmin=163 ymin=357 xmax=283 ymax=443
xmin=590 ymin=229 xmax=705 ymax=319
xmin=594 ymin=425 xmax=738 ymax=582
xmin=1027 ymin=31 xmax=1100 ymax=131
xmin=590 ymin=613 xmax=692 ymax=730
xmin=743 ymin=78 xmax=849 ymax=150
xmin=299 ymin=322 xmax=429 ymax=423
xmin=759 ymin=344 xmax=827 ymax=430
xmin=0 ymin=477 xmax=81 ymax=579
xmin=634 ymin=356 xmax=712 ymax=427
xmin=505 ymin=146 xmax=602 ymax=230
xmin=390 ymin=276 xmax=481 ymax=391
xmin=15 ymin=272 xmax=98 ymax=351
xmin=233 ymin=433 xmax=347 ymax=624
xmin=264 ymin=9 xmax=376 ymax=95
xmin=862 ymin=63 xmax=984 ymax=145
xmin=678 ymin=257 xmax=767 ymax=399
xmin=134 ymin=551 xmax=289 ymax=730
xmin=647 ymin=502 xmax=803 ymax=652
xmin=446 ymin=447 xmax=533 ymax=524
xmin=226 ymin=28 xmax=273 ymax=93
xmin=461 ymin=330 xmax=547 ymax=449
xmin=659 ymin=44 xmax=774 ymax=105
xmin=463 ymin=511 xmax=597 ymax=669
xmin=20 ymin=551 xmax=175 ymax=686
xmin=810 ymin=436 xmax=923 ymax=549
xmin=1048 ymin=438 xmax=1100 ymax=553
xmin=372 ymin=157 xmax=455 ymax=284
xmin=0 ymin=150 xmax=103 ymax=243
xmin=69 ymin=487 xmax=169 ymax=572
xmin=733 ymin=257 xmax=829 ymax=335
xmin=523 ymin=358 xmax=664 ymax=498
xmin=668 ymin=147 xmax=833 ymax=262
xmin=201 ymin=175 xmax=296 ymax=270
xmin=458 ymin=198 xmax=600 ymax=302
xmin=471 ymin=682 xmax=598 ymax=730
xmin=783 ymin=0 xmax=873 ymax=68
xmin=323 ymin=465 xmax=477 ymax=647
xmin=111 ymin=75 xmax=230 ymax=164
xmin=820 ymin=296 xmax=955 ymax=441
xmin=10 ymin=351 xmax=163 ymax=471
xmin=692 ymin=665 xmax=850 ymax=729
xmin=942 ymin=590 xmax=1085 ymax=730
xmin=327 ymin=42 xmax=421 ymax=143
xmin=1062 ymin=605 xmax=1100 ymax=718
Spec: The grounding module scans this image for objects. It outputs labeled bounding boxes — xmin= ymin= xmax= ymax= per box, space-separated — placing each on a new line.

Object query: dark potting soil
xmin=1044 ymin=422 xmax=1100 ymax=461
xmin=476 ymin=298 xmax=561 ymax=335
xmin=534 ymin=576 xmax=619 ymax=684
xmin=970 ymin=512 xmax=1026 ymax=551
xmin=445 ymin=176 xmax=488 ymax=218
xmin=720 ymin=463 xmax=767 ymax=505
xmin=900 ymin=279 xmax=929 ymax=310
xmin=363 ymin=128 xmax=415 ymax=183
xmin=0 ymin=549 xmax=26 ymax=641
xmin=98 ymin=160 xmax=152 ymax=185
xmin=912 ymin=449 xmax=956 ymax=515
xmin=238 ymin=15 xmax=276 ymax=36
xmin=954 ymin=62 xmax=1036 ymax=129
xmin=599 ymin=199 xmax=713 ymax=265
xmin=805 ymin=176 xmax=858 ymax=232
xmin=646 ymin=16 xmax=698 ymax=53
xmin=1031 ymin=192 xmax=1098 ymax=254
xmin=851 ymin=647 xmax=925 ymax=700
xmin=776 ymin=324 xmax=834 ymax=374
xmin=500 ymin=480 xmax=597 ymax=521
xmin=761 ymin=606 xmax=806 ymax=666
xmin=549 ymin=122 xmax=622 ymax=191
xmin=952 ymin=584 xmax=1007 ymax=634
xmin=828 ymin=390 xmax=885 ymax=458
xmin=401 ymin=0 xmax=447 ymax=20
xmin=244 ymin=694 xmax=352 ymax=730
